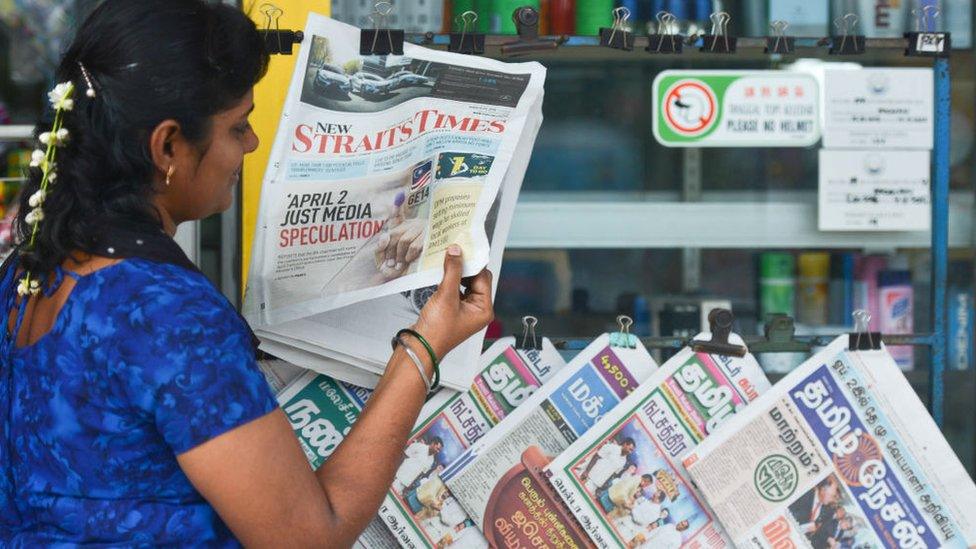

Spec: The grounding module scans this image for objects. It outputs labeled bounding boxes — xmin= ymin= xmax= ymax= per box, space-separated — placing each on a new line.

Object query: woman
xmin=0 ymin=0 xmax=492 ymax=546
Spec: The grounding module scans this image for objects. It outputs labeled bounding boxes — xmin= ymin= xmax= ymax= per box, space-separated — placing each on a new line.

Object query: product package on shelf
xmin=438 ymin=334 xmax=660 ymax=547
xmin=545 ymin=333 xmax=772 ymax=548
xmin=366 ymin=337 xmax=568 ymax=548
xmin=243 ymin=13 xmax=546 ymax=390
xmin=682 ymin=336 xmax=976 ymax=548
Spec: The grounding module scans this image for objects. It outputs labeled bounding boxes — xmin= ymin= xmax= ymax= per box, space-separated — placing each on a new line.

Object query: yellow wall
xmin=242 ymin=0 xmax=327 ymax=291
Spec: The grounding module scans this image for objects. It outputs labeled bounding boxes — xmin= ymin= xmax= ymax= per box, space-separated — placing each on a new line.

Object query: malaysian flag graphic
xmin=411 ymin=161 xmax=432 ymax=191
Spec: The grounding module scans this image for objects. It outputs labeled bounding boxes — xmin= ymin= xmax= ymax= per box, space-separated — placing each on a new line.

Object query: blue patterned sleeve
xmin=117 ymin=265 xmax=279 ymax=454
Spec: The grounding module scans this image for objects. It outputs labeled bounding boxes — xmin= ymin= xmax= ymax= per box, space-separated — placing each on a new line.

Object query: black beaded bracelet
xmin=395 ymin=328 xmax=440 ymax=391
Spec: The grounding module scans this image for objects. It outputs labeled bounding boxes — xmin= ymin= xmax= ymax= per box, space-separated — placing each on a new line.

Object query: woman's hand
xmin=412 ymin=244 xmax=493 ymax=359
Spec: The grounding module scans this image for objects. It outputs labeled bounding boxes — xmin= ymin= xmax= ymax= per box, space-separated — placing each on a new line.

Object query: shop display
xmin=683 ymin=336 xmax=976 ymax=548
xmin=439 ymin=334 xmax=659 ymax=546
xmin=243 ymin=14 xmax=546 ymax=390
xmin=545 ymin=333 xmax=771 ymax=548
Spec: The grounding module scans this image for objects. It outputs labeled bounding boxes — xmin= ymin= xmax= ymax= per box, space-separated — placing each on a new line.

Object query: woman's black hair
xmin=16 ymin=0 xmax=268 ymax=275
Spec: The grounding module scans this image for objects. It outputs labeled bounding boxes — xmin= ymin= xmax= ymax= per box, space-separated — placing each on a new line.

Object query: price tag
xmin=906 ymin=32 xmax=950 ymax=57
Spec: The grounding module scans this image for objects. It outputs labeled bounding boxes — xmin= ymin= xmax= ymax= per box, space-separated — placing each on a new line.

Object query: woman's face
xmin=171 ymin=90 xmax=258 ymax=222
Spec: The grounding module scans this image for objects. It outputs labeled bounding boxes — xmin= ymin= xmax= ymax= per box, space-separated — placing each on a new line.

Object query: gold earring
xmin=165 ymin=165 xmax=175 ymax=187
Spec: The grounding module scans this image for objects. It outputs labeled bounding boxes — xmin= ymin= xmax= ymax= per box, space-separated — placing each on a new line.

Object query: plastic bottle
xmin=947 ymin=261 xmax=973 ymax=371
xmin=576 ymin=0 xmax=613 ymax=36
xmin=828 ymin=252 xmax=855 ymax=326
xmin=759 ymin=252 xmax=796 ymax=321
xmin=549 ymin=0 xmax=574 ymax=34
xmin=854 ymin=254 xmax=888 ymax=331
xmin=878 ymin=270 xmax=914 ymax=371
xmin=797 ymin=252 xmax=830 ymax=326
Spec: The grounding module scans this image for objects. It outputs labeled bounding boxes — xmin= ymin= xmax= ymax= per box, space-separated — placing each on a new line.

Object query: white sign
xmin=818 ymin=149 xmax=931 ymax=231
xmin=823 ymin=68 xmax=934 ymax=149
xmin=653 ymin=70 xmax=820 ymax=147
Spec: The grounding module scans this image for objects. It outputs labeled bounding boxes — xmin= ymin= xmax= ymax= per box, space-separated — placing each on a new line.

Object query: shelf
xmin=506 ymin=191 xmax=973 ymax=249
xmin=0 ymin=125 xmax=34 ymax=142
xmin=406 ymin=33 xmax=957 ymax=63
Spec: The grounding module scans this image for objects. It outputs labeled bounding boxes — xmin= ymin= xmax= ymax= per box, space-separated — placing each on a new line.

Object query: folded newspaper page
xmin=370 ymin=337 xmax=568 ymax=548
xmin=683 ymin=336 xmax=976 ymax=548
xmin=244 ymin=13 xmax=545 ymax=323
xmin=439 ymin=334 xmax=660 ymax=547
xmin=545 ymin=333 xmax=772 ymax=548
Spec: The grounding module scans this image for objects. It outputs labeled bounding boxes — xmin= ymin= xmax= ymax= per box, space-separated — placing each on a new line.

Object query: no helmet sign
xmin=653 ymin=70 xmax=821 ymax=147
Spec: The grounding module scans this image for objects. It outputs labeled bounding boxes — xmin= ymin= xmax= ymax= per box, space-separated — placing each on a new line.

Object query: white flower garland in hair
xmin=18 ymin=81 xmax=75 ymax=297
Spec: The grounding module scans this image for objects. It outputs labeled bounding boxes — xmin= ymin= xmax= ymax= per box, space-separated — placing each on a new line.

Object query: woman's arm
xmin=177 ymin=246 xmax=493 ymax=547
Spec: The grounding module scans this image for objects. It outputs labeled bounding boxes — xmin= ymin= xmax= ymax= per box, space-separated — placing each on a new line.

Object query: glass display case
xmin=472 ymin=44 xmax=975 ymax=476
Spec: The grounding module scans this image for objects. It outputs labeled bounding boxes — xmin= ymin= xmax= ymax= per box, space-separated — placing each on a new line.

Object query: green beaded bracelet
xmin=395 ymin=328 xmax=440 ymax=391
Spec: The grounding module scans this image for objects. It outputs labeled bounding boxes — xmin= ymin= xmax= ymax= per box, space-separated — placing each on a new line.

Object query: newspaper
xmin=439 ymin=334 xmax=660 ymax=547
xmin=545 ymin=334 xmax=772 ymax=548
xmin=277 ymin=368 xmax=377 ymax=469
xmin=369 ymin=337 xmax=568 ymax=548
xmin=242 ymin=13 xmax=546 ymax=390
xmin=682 ymin=336 xmax=976 ymax=548
xmin=272 ymin=339 xmax=566 ymax=548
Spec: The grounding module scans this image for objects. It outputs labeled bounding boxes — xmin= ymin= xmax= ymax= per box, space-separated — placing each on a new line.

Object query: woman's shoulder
xmin=81 ymin=258 xmax=234 ymax=319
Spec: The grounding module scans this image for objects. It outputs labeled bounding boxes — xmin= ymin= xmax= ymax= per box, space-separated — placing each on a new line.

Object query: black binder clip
xmin=829 ymin=13 xmax=865 ymax=55
xmin=518 ymin=316 xmax=540 ymax=351
xmin=259 ymin=4 xmax=303 ymax=55
xmin=765 ymin=20 xmax=795 ymax=55
xmin=905 ymin=6 xmax=950 ymax=57
xmin=501 ymin=7 xmax=562 ymax=55
xmin=360 ymin=1 xmax=404 ymax=55
xmin=599 ymin=7 xmax=635 ymax=51
xmin=449 ymin=10 xmax=485 ymax=54
xmin=701 ymin=11 xmax=736 ymax=53
xmin=690 ymin=309 xmax=747 ymax=357
xmin=646 ymin=11 xmax=682 ymax=54
xmin=849 ymin=310 xmax=882 ymax=351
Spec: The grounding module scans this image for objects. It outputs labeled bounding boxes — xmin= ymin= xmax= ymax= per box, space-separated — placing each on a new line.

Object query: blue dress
xmin=0 ymin=258 xmax=279 ymax=546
